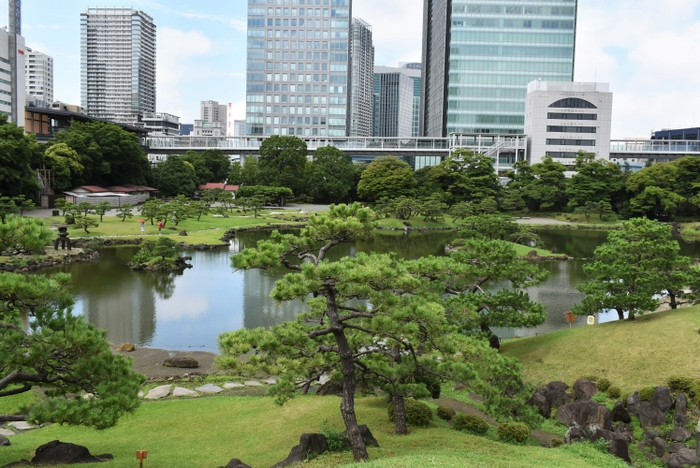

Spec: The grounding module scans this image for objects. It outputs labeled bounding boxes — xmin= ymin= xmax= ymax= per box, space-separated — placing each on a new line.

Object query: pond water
xmin=42 ymin=229 xmax=700 ymax=352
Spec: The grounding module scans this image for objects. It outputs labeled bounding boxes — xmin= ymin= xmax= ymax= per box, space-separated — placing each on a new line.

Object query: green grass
xmin=510 ymin=243 xmax=565 ymax=258
xmin=502 ymin=306 xmax=700 ymax=391
xmin=1 ymin=395 xmax=628 ymax=468
xmin=377 ymin=217 xmax=462 ymax=229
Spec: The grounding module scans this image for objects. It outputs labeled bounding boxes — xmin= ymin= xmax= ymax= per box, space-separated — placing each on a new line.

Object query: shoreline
xmin=111 ymin=344 xmax=218 ymax=380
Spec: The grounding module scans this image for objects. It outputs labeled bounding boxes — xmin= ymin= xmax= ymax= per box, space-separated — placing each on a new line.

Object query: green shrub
xmin=437 ymin=405 xmax=455 ymax=421
xmin=666 ymin=376 xmax=700 ymax=403
xmin=596 ymin=378 xmax=611 ymax=392
xmin=453 ymin=413 xmax=489 ymax=435
xmin=581 ymin=375 xmax=599 ymax=382
xmin=387 ymin=398 xmax=433 ymax=427
xmin=320 ymin=420 xmax=350 ymax=453
xmin=639 ymin=386 xmax=656 ymax=401
xmin=607 ymin=386 xmax=621 ymax=399
xmin=497 ymin=422 xmax=530 ymax=444
xmin=550 ymin=438 xmax=564 ymax=448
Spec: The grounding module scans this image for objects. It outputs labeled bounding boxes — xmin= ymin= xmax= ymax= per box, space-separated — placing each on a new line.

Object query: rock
xmin=644 ymin=430 xmax=660 ymax=441
xmin=541 ymin=381 xmax=570 ymax=409
xmin=6 ymin=422 xmax=35 ymax=431
xmin=317 ymin=380 xmax=343 ymax=396
xmin=527 ymin=250 xmax=538 ymax=258
xmin=611 ymin=401 xmax=631 ymax=423
xmin=669 ymin=442 xmax=686 ymax=453
xmin=651 ymin=437 xmax=666 ymax=458
xmin=263 ymin=378 xmax=277 ymax=385
xmin=573 ymin=378 xmax=598 ymax=400
xmin=452 ymin=382 xmax=467 ymax=392
xmin=608 ymin=436 xmax=631 ymax=463
xmin=178 ymin=230 xmax=188 ymax=236
xmin=342 ymin=425 xmax=379 ymax=448
xmin=627 ymin=391 xmax=641 ymax=416
xmin=195 ymin=384 xmax=223 ymax=394
xmin=244 ymin=380 xmax=264 ymax=387
xmin=0 ymin=437 xmax=9 ymax=446
xmin=590 ymin=428 xmax=614 ymax=442
xmin=667 ymin=427 xmax=692 ymax=442
xmin=217 ymin=459 xmax=252 ymax=468
xmin=555 ymin=399 xmax=612 ymax=431
xmin=270 ymin=434 xmax=328 ymax=468
xmin=667 ymin=448 xmax=698 ymax=468
xmin=32 ymin=440 xmax=108 ymax=465
xmin=526 ymin=392 xmax=551 ymax=419
xmin=116 ymin=343 xmax=135 ymax=352
xmin=565 ymin=425 xmax=585 ymax=443
xmin=651 ymin=386 xmax=674 ymax=413
xmin=674 ymin=393 xmax=689 ymax=427
xmin=223 ymin=382 xmax=245 ymax=389
xmin=614 ymin=423 xmax=635 ymax=443
xmin=0 ymin=429 xmax=16 ymax=437
xmin=639 ymin=401 xmax=666 ymax=427
xmin=163 ymin=357 xmax=199 ymax=368
xmin=172 ymin=387 xmax=198 ymax=397
xmin=145 ymin=385 xmax=171 ymax=399
xmin=138 ymin=390 xmax=144 ymax=398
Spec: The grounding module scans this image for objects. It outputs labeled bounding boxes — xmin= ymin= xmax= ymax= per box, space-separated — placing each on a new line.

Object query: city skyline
xmin=2 ymin=0 xmax=700 ymax=137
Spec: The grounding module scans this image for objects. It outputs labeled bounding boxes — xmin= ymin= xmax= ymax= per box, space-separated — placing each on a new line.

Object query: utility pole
xmin=9 ymin=0 xmax=21 ymax=124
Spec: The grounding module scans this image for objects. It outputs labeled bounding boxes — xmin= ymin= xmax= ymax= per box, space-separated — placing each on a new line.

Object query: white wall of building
xmin=525 ymin=81 xmax=613 ymax=167
xmin=25 ymin=48 xmax=53 ymax=103
xmin=0 ymin=29 xmax=25 ymax=124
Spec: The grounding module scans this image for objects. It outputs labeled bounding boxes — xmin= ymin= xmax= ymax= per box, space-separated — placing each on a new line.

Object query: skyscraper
xmin=25 ymin=48 xmax=53 ymax=104
xmin=245 ymin=0 xmax=353 ymax=137
xmin=373 ymin=64 xmax=421 ymax=137
xmin=420 ymin=0 xmax=577 ymax=137
xmin=348 ymin=18 xmax=374 ymax=137
xmin=80 ymin=7 xmax=156 ymax=124
xmin=0 ymin=27 xmax=25 ymax=124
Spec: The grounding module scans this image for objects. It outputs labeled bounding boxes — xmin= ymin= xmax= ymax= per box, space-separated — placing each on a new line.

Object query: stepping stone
xmin=172 ymin=387 xmax=198 ymax=397
xmin=145 ymin=385 xmax=172 ymax=399
xmin=138 ymin=390 xmax=144 ymax=398
xmin=244 ymin=380 xmax=264 ymax=387
xmin=263 ymin=378 xmax=277 ymax=385
xmin=0 ymin=429 xmax=16 ymax=437
xmin=224 ymin=382 xmax=245 ymax=389
xmin=195 ymin=384 xmax=223 ymax=393
xmin=7 ymin=422 xmax=36 ymax=431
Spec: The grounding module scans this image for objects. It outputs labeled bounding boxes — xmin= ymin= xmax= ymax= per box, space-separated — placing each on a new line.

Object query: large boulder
xmin=0 ymin=437 xmax=9 ymax=447
xmin=526 ymin=392 xmax=551 ymax=419
xmin=614 ymin=423 xmax=635 ymax=443
xmin=611 ymin=401 xmax=631 ymax=424
xmin=32 ymin=440 xmax=109 ymax=465
xmin=638 ymin=401 xmax=666 ymax=427
xmin=540 ymin=381 xmax=569 ymax=409
xmin=651 ymin=386 xmax=674 ymax=413
xmin=627 ymin=391 xmax=641 ymax=416
xmin=564 ymin=424 xmax=585 ymax=444
xmin=573 ymin=378 xmax=598 ymax=401
xmin=667 ymin=448 xmax=698 ymax=468
xmin=674 ymin=394 xmax=689 ymax=427
xmin=271 ymin=434 xmax=328 ymax=468
xmin=555 ymin=399 xmax=612 ymax=431
xmin=651 ymin=437 xmax=666 ymax=458
xmin=218 ymin=459 xmax=252 ymax=468
xmin=163 ymin=357 xmax=199 ymax=368
xmin=608 ymin=435 xmax=631 ymax=463
xmin=667 ymin=427 xmax=692 ymax=443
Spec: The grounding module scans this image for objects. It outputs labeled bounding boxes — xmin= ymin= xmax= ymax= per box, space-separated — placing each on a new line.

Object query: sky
xmin=4 ymin=0 xmax=700 ymax=138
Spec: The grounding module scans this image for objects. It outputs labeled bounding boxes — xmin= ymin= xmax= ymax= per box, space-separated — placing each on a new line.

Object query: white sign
xmin=587 ymin=315 xmax=596 ymax=325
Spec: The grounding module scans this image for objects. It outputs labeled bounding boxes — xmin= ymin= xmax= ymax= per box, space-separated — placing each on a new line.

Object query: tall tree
xmin=0 ymin=115 xmax=41 ymax=198
xmin=306 ymin=146 xmax=356 ymax=203
xmin=181 ymin=151 xmax=214 ymax=186
xmin=43 ymin=143 xmax=84 ymax=191
xmin=258 ymin=135 xmax=308 ymax=195
xmin=626 ymin=162 xmax=682 ymax=220
xmin=575 ymin=218 xmax=689 ymax=321
xmin=153 ymin=156 xmax=198 ymax=197
xmin=0 ymin=273 xmax=144 ymax=428
xmin=566 ymin=153 xmax=624 ymax=210
xmin=357 ymin=156 xmax=416 ymax=201
xmin=442 ymin=149 xmax=501 ymax=204
xmin=202 ymin=149 xmax=231 ymax=182
xmin=228 ymin=161 xmax=243 ymax=185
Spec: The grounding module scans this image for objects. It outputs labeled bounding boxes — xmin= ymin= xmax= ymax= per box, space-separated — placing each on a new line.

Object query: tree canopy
xmin=306 ymin=146 xmax=356 ymax=203
xmin=258 ymin=136 xmax=308 ymax=195
xmin=0 ymin=115 xmax=41 ymax=198
xmin=442 ymin=149 xmax=501 ymax=204
xmin=357 ymin=156 xmax=416 ymax=201
xmin=153 ymin=156 xmax=198 ymax=197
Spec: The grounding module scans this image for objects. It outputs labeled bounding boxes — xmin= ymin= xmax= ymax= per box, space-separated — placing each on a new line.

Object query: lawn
xmin=501 ymin=306 xmax=700 ymax=391
xmin=0 ymin=394 xmax=628 ymax=468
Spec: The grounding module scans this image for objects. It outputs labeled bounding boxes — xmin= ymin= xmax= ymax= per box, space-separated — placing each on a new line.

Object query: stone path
xmin=139 ymin=379 xmax=278 ymax=400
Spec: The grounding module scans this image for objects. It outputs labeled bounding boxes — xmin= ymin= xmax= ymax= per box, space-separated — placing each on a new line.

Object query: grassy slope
xmin=502 ymin=306 xmax=700 ymax=391
xmin=0 ymin=395 xmax=627 ymax=468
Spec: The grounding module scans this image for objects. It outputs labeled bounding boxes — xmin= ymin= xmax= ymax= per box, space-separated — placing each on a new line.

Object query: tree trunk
xmin=616 ymin=308 xmax=624 ymax=321
xmin=392 ymin=394 xmax=408 ymax=435
xmin=480 ymin=323 xmax=500 ymax=350
xmin=669 ymin=291 xmax=678 ymax=310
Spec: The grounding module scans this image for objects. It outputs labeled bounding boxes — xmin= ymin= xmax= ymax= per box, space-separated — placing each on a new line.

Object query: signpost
xmin=136 ymin=450 xmax=148 ymax=468
xmin=565 ymin=311 xmax=576 ymax=329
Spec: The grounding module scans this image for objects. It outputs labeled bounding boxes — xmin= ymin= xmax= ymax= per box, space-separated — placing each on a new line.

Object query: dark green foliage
xmin=73 ymin=215 xmax=99 ymax=233
xmin=597 ymin=378 xmax=611 ymax=392
xmin=436 ymin=406 xmax=455 ymax=421
xmin=154 ymin=156 xmax=198 ymax=197
xmin=130 ymin=237 xmax=179 ymax=265
xmin=666 ymin=376 xmax=700 ymax=404
xmin=550 ymin=438 xmax=564 ymax=448
xmin=116 ymin=203 xmax=134 ymax=221
xmin=306 ymin=146 xmax=356 ymax=203
xmin=497 ymin=422 xmax=530 ymax=444
xmin=388 ymin=399 xmax=433 ymax=427
xmin=182 ymin=151 xmax=214 ymax=186
xmin=416 ymin=374 xmax=441 ymax=399
xmin=43 ymin=143 xmax=84 ymax=191
xmin=442 ymin=149 xmax=501 ymax=204
xmin=95 ymin=201 xmax=111 ymax=222
xmin=357 ymin=156 xmax=416 ymax=201
xmin=236 ymin=185 xmax=293 ymax=206
xmin=453 ymin=413 xmax=489 ymax=435
xmin=607 ymin=386 xmax=621 ymax=399
xmin=320 ymin=420 xmax=351 ymax=452
xmin=0 ymin=196 xmax=20 ymax=224
xmin=639 ymin=386 xmax=655 ymax=401
xmin=0 ymin=215 xmax=53 ymax=253
xmin=0 ymin=115 xmax=42 ymax=198
xmin=258 ymin=136 xmax=308 ymax=195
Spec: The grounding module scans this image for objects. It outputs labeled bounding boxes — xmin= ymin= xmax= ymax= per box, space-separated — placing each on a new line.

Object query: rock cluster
xmin=1 ymin=440 xmax=112 ymax=467
xmin=0 ymin=250 xmax=99 ymax=273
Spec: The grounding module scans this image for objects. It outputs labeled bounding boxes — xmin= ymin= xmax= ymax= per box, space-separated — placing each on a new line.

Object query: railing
xmin=610 ymin=139 xmax=700 ymax=154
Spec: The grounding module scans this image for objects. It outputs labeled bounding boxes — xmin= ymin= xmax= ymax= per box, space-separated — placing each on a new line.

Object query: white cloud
xmin=135 ymin=0 xmax=247 ymax=31
xmin=158 ymin=296 xmax=209 ymax=321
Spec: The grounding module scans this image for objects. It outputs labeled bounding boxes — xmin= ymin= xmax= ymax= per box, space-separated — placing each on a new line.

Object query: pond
xmin=42 ymin=229 xmax=700 ymax=352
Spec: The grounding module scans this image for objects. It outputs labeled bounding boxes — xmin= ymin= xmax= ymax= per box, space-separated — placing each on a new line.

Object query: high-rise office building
xmin=245 ymin=0 xmax=353 ymax=137
xmin=80 ymin=7 xmax=156 ymax=124
xmin=420 ymin=0 xmax=577 ymax=137
xmin=0 ymin=28 xmax=25 ymax=123
xmin=195 ymin=100 xmax=227 ymax=137
xmin=348 ymin=18 xmax=374 ymax=137
xmin=25 ymin=48 xmax=53 ymax=104
xmin=373 ymin=64 xmax=421 ymax=137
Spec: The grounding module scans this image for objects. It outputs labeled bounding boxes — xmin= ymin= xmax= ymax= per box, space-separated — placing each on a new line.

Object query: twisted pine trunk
xmin=392 ymin=394 xmax=408 ymax=435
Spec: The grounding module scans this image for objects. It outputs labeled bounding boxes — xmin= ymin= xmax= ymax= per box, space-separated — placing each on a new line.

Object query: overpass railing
xmin=610 ymin=139 xmax=700 ymax=154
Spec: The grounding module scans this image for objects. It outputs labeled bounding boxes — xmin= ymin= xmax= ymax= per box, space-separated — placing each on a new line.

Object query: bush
xmin=437 ymin=405 xmax=455 ymax=421
xmin=607 ymin=386 xmax=621 ymax=399
xmin=597 ymin=378 xmax=611 ymax=392
xmin=497 ymin=422 xmax=530 ymax=444
xmin=387 ymin=398 xmax=433 ymax=427
xmin=453 ymin=413 xmax=489 ymax=435
xmin=550 ymin=438 xmax=564 ymax=448
xmin=320 ymin=420 xmax=350 ymax=453
xmin=639 ymin=386 xmax=656 ymax=401
xmin=416 ymin=374 xmax=441 ymax=399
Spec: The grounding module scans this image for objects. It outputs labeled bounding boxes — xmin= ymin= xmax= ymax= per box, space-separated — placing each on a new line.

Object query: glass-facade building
xmin=245 ymin=0 xmax=352 ymax=137
xmin=420 ymin=0 xmax=577 ymax=137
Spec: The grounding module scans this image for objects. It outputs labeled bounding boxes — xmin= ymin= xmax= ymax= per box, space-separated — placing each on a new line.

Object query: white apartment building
xmin=195 ymin=100 xmax=227 ymax=137
xmin=25 ymin=48 xmax=52 ymax=103
xmin=141 ymin=112 xmax=180 ymax=136
xmin=0 ymin=28 xmax=25 ymax=124
xmin=525 ymin=81 xmax=613 ymax=166
xmin=80 ymin=7 xmax=156 ymax=124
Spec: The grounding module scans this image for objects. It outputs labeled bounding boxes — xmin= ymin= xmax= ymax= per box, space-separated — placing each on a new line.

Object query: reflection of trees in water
xmin=242 ymin=268 xmax=307 ymax=329
xmin=536 ymin=230 xmax=610 ymax=259
xmin=138 ymin=272 xmax=178 ymax=300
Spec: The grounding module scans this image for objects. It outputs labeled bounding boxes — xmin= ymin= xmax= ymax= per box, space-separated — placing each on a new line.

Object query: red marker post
xmin=136 ymin=450 xmax=148 ymax=468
